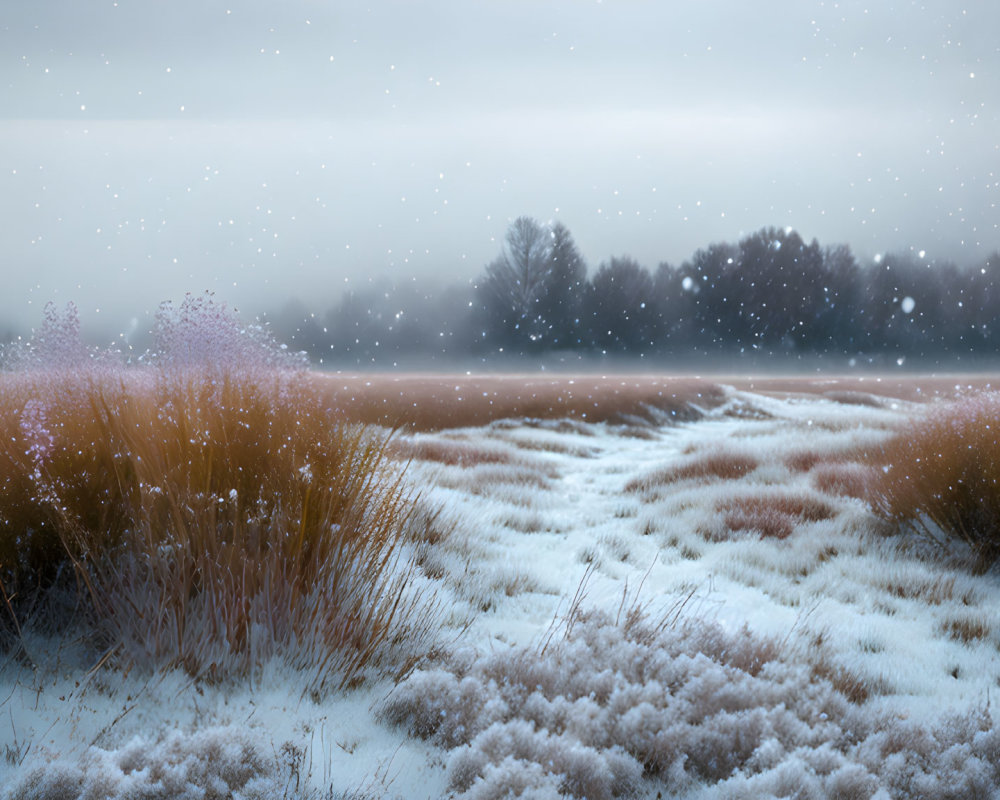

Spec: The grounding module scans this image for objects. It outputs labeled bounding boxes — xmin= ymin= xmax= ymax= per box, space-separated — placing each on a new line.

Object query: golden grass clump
xmin=0 ymin=366 xmax=430 ymax=692
xmin=866 ymin=392 xmax=1000 ymax=573
xmin=625 ymin=449 xmax=759 ymax=494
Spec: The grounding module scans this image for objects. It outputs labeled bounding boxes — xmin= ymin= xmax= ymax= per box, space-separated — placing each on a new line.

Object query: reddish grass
xmin=785 ymin=450 xmax=827 ymax=473
xmin=785 ymin=448 xmax=863 ymax=474
xmin=722 ymin=507 xmax=796 ymax=540
xmin=625 ymin=450 xmax=759 ymax=493
xmin=387 ymin=438 xmax=519 ymax=467
xmin=866 ymin=392 xmax=1000 ymax=572
xmin=810 ymin=462 xmax=877 ymax=499
xmin=317 ymin=374 xmax=725 ymax=431
xmin=717 ymin=493 xmax=836 ymax=540
xmin=724 ymin=374 xmax=998 ymax=404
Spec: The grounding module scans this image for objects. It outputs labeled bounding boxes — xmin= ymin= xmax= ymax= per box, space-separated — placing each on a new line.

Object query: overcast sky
xmin=2 ymin=0 xmax=998 ymax=336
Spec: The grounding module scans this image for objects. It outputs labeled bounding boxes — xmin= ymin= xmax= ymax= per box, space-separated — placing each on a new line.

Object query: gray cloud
xmin=1 ymin=0 xmax=997 ymax=336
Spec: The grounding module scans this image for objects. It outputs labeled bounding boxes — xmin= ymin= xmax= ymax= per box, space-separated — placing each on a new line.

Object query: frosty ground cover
xmin=3 ymin=376 xmax=1000 ymax=799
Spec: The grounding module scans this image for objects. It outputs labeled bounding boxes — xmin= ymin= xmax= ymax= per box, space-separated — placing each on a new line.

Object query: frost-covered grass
xmin=382 ymin=582 xmax=1000 ymax=800
xmin=0 ymin=366 xmax=436 ymax=694
xmin=6 ymin=364 xmax=1000 ymax=799
xmin=624 ymin=448 xmax=760 ymax=494
xmin=7 ymin=726 xmax=284 ymax=800
xmin=377 ymin=383 xmax=1000 ymax=798
xmin=867 ymin=391 xmax=1000 ymax=573
xmin=715 ymin=490 xmax=836 ymax=541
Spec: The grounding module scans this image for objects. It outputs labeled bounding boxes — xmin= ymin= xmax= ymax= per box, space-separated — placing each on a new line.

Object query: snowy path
xmin=410 ymin=403 xmax=821 ymax=648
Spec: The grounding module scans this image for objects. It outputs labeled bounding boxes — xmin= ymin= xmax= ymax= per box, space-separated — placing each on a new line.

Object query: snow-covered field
xmin=4 ymin=382 xmax=1000 ymax=798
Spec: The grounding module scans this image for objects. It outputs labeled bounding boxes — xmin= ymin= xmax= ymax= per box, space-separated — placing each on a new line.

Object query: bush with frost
xmin=3 ymin=727 xmax=287 ymax=800
xmin=0 ymin=301 xmax=111 ymax=372
xmin=382 ymin=587 xmax=1000 ymax=799
xmin=382 ymin=590 xmax=837 ymax=797
xmin=146 ymin=291 xmax=308 ymax=372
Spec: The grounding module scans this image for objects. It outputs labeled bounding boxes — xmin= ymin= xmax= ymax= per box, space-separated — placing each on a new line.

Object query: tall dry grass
xmin=866 ymin=392 xmax=1000 ymax=573
xmin=317 ymin=374 xmax=724 ymax=430
xmin=0 ymin=366 xmax=431 ymax=692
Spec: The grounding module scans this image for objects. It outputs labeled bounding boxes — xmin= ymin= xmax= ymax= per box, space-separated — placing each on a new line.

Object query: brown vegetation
xmin=810 ymin=461 xmax=877 ymax=499
xmin=387 ymin=437 xmax=518 ymax=467
xmin=940 ymin=614 xmax=992 ymax=644
xmin=866 ymin=392 xmax=1000 ymax=573
xmin=717 ymin=492 xmax=836 ymax=540
xmin=317 ymin=374 xmax=725 ymax=431
xmin=724 ymin=374 xmax=998 ymax=404
xmin=625 ymin=449 xmax=759 ymax=494
xmin=0 ymin=367 xmax=432 ymax=691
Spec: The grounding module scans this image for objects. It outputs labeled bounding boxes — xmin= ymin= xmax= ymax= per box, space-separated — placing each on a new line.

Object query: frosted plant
xmin=383 ymin=594 xmax=1000 ymax=799
xmin=148 ymin=291 xmax=308 ymax=372
xmin=19 ymin=399 xmax=54 ymax=473
xmin=3 ymin=726 xmax=291 ymax=800
xmin=1 ymin=302 xmax=92 ymax=371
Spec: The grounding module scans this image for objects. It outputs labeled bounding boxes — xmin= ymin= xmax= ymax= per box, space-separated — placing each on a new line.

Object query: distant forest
xmin=267 ymin=218 xmax=1000 ymax=368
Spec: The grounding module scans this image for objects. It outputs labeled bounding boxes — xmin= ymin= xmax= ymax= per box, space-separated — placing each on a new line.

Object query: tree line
xmin=269 ymin=217 xmax=1000 ymax=367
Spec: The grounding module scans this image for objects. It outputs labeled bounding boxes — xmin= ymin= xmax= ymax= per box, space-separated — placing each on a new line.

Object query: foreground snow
xmin=4 ymin=384 xmax=1000 ymax=798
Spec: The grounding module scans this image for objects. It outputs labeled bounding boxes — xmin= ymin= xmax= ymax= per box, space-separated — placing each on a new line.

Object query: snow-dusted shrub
xmin=4 ymin=726 xmax=286 ymax=800
xmin=448 ymin=720 xmax=641 ymax=800
xmin=381 ymin=594 xmax=836 ymax=797
xmin=382 ymin=590 xmax=1000 ymax=799
xmin=1 ymin=302 xmax=93 ymax=372
xmin=146 ymin=291 xmax=307 ymax=372
xmin=867 ymin=392 xmax=1000 ymax=572
xmin=447 ymin=758 xmax=564 ymax=800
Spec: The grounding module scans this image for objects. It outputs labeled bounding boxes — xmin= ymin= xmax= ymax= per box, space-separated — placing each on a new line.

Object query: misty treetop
xmin=476 ymin=217 xmax=587 ymax=351
xmin=266 ymin=219 xmax=999 ymax=367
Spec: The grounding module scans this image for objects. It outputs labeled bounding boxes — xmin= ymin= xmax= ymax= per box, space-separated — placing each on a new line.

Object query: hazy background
xmin=2 ymin=0 xmax=997 ymax=339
